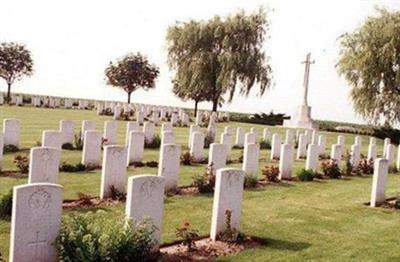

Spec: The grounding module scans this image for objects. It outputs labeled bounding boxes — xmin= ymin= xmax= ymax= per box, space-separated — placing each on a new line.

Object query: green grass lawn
xmin=0 ymin=105 xmax=399 ymax=261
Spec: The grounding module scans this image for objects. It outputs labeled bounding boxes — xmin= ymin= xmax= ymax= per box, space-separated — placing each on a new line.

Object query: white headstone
xmin=242 ymin=143 xmax=260 ymax=177
xmin=385 ymin=144 xmax=396 ymax=165
xmin=59 ymin=120 xmax=74 ymax=145
xmin=190 ymin=131 xmax=205 ymax=162
xmin=208 ymin=143 xmax=227 ymax=175
xmin=136 ymin=111 xmax=144 ymax=125
xmin=103 ymin=121 xmax=117 ymax=145
xmin=195 ymin=112 xmax=202 ymax=126
xmin=81 ymin=120 xmax=96 ymax=139
xmin=3 ymin=118 xmax=20 ymax=147
xmin=82 ymin=131 xmax=102 ymax=167
xmin=125 ymin=121 xmax=140 ymax=146
xmin=263 ymin=128 xmax=270 ymax=142
xmin=161 ymin=123 xmax=173 ymax=133
xmin=355 ymin=136 xmax=362 ymax=147
xmin=296 ymin=134 xmax=307 ymax=159
xmin=100 ymin=145 xmax=127 ymax=199
xmin=318 ymin=134 xmax=326 ymax=155
xmin=28 ymin=147 xmax=61 ymax=183
xmin=383 ymin=138 xmax=391 ymax=156
xmin=42 ymin=130 xmax=62 ymax=150
xmin=337 ymin=135 xmax=345 ymax=147
xmin=350 ymin=144 xmax=361 ymax=168
xmin=143 ymin=122 xmax=155 ymax=143
xmin=161 ymin=131 xmax=176 ymax=145
xmin=244 ymin=132 xmax=256 ymax=145
xmin=369 ymin=137 xmax=376 ymax=145
xmin=270 ymin=133 xmax=282 ymax=160
xmin=368 ymin=143 xmax=377 ymax=161
xmin=210 ymin=168 xmax=244 ymax=241
xmin=9 ymin=183 xmax=63 ymax=262
xmin=305 ymin=144 xmax=319 ymax=172
xmin=220 ymin=132 xmax=233 ymax=159
xmin=235 ymin=127 xmax=245 ymax=147
xmin=331 ymin=144 xmax=342 ymax=164
xmin=188 ymin=125 xmax=200 ymax=148
xmin=113 ymin=105 xmax=122 ymax=120
xmin=285 ymin=129 xmax=295 ymax=144
xmin=158 ymin=144 xmax=181 ymax=191
xmin=127 ymin=131 xmax=145 ymax=165
xmin=279 ymin=144 xmax=293 ymax=179
xmin=370 ymin=158 xmax=389 ymax=207
xmin=126 ymin=175 xmax=165 ymax=247
xmin=170 ymin=113 xmax=178 ymax=126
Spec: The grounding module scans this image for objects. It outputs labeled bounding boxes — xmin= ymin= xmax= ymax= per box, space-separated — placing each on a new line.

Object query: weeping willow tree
xmin=166 ymin=8 xmax=272 ymax=112
xmin=337 ymin=8 xmax=400 ymax=127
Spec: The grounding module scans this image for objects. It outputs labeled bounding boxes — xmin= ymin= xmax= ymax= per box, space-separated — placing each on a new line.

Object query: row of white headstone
xmin=9 ymin=151 xmax=244 ymax=261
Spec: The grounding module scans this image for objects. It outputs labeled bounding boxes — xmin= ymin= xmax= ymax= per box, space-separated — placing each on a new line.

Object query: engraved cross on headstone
xmin=301 ymin=53 xmax=315 ymax=106
xmin=28 ymin=231 xmax=47 ymax=262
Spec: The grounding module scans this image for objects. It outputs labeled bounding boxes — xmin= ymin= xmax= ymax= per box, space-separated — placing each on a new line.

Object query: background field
xmin=0 ymin=105 xmax=399 ymax=261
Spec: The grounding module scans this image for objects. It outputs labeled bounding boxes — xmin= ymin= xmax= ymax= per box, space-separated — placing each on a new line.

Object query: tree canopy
xmin=337 ymin=8 xmax=400 ymax=127
xmin=105 ymin=53 xmax=159 ymax=103
xmin=0 ymin=42 xmax=33 ymax=102
xmin=166 ymin=8 xmax=272 ymax=112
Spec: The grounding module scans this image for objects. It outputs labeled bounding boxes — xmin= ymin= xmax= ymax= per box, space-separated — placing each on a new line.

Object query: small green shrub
xmin=359 ymin=159 xmax=374 ymax=175
xmin=180 ymin=152 xmax=193 ymax=166
xmin=56 ymin=211 xmax=156 ymax=261
xmin=389 ymin=164 xmax=398 ymax=174
xmin=145 ymin=161 xmax=158 ymax=168
xmin=343 ymin=151 xmax=353 ymax=176
xmin=0 ymin=190 xmax=13 ymax=218
xmin=74 ymin=132 xmax=83 ymax=150
xmin=321 ymin=159 xmax=342 ymax=179
xmin=296 ymin=169 xmax=315 ymax=181
xmin=175 ymin=221 xmax=199 ymax=251
xmin=59 ymin=162 xmax=86 ymax=172
xmin=218 ymin=209 xmax=244 ymax=243
xmin=109 ymin=185 xmax=126 ymax=201
xmin=61 ymin=143 xmax=74 ymax=150
xmin=131 ymin=161 xmax=145 ymax=167
xmin=144 ymin=135 xmax=161 ymax=148
xmin=204 ymin=134 xmax=214 ymax=149
xmin=244 ymin=174 xmax=258 ymax=188
xmin=14 ymin=154 xmax=29 ymax=174
xmin=3 ymin=144 xmax=19 ymax=153
xmin=262 ymin=165 xmax=280 ymax=183
xmin=259 ymin=139 xmax=271 ymax=149
xmin=394 ymin=198 xmax=400 ymax=209
xmin=192 ymin=167 xmax=215 ymax=193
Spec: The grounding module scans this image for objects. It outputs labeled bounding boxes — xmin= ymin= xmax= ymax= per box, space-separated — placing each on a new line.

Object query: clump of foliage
xmin=244 ymin=174 xmax=258 ymax=188
xmin=74 ymin=132 xmax=83 ymax=150
xmin=105 ymin=52 xmax=159 ymax=103
xmin=109 ymin=185 xmax=126 ymax=201
xmin=180 ymin=152 xmax=193 ymax=166
xmin=144 ymin=135 xmax=161 ymax=149
xmin=0 ymin=42 xmax=33 ymax=102
xmin=14 ymin=154 xmax=29 ymax=174
xmin=262 ymin=165 xmax=280 ymax=183
xmin=296 ymin=169 xmax=315 ymax=182
xmin=204 ymin=134 xmax=214 ymax=149
xmin=61 ymin=143 xmax=74 ymax=150
xmin=175 ymin=221 xmax=200 ymax=251
xmin=238 ymin=150 xmax=244 ymax=163
xmin=145 ymin=161 xmax=158 ymax=168
xmin=192 ymin=166 xmax=215 ymax=193
xmin=218 ymin=209 xmax=244 ymax=243
xmin=388 ymin=164 xmax=398 ymax=174
xmin=0 ymin=190 xmax=13 ymax=218
xmin=131 ymin=161 xmax=145 ymax=168
xmin=337 ymin=8 xmax=400 ymax=126
xmin=359 ymin=159 xmax=374 ymax=175
xmin=56 ymin=211 xmax=156 ymax=261
xmin=321 ymin=160 xmax=342 ymax=179
xmin=259 ymin=139 xmax=271 ymax=149
xmin=343 ymin=151 xmax=353 ymax=176
xmin=3 ymin=144 xmax=19 ymax=153
xmin=59 ymin=162 xmax=86 ymax=172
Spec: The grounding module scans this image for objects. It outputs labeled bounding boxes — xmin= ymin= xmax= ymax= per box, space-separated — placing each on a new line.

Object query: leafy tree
xmin=337 ymin=8 xmax=400 ymax=126
xmin=105 ymin=53 xmax=159 ymax=103
xmin=166 ymin=8 xmax=272 ymax=112
xmin=172 ymin=80 xmax=209 ymax=117
xmin=0 ymin=42 xmax=33 ymax=103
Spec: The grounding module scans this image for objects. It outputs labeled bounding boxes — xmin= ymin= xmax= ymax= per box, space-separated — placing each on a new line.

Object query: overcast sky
xmin=1 ymin=0 xmax=399 ymax=123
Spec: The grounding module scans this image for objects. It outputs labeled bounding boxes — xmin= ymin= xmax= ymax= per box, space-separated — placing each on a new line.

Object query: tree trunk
xmin=212 ymin=97 xmax=218 ymax=112
xmin=127 ymin=92 xmax=132 ymax=104
xmin=194 ymin=100 xmax=198 ymax=117
xmin=6 ymin=82 xmax=11 ymax=104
